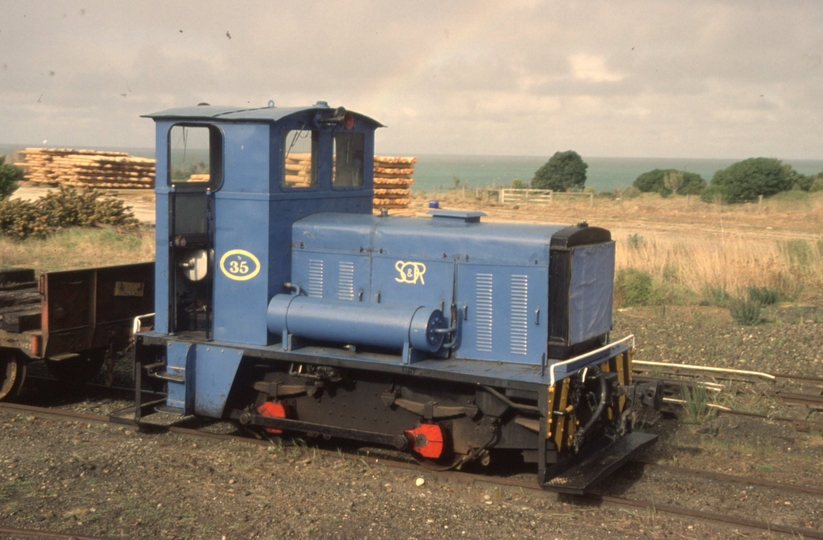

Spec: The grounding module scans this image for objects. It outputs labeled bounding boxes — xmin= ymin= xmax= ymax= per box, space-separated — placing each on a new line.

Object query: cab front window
xmin=333 ymin=132 xmax=364 ymax=187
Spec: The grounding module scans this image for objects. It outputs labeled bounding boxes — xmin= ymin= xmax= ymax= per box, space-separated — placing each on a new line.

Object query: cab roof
xmin=143 ymin=101 xmax=383 ymax=127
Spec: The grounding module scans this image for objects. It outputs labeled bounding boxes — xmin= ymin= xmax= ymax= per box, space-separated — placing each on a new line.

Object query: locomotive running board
xmin=542 ymin=432 xmax=658 ymax=495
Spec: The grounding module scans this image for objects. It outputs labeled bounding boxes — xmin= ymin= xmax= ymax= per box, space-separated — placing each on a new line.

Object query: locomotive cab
xmin=134 ymin=101 xmax=661 ymax=493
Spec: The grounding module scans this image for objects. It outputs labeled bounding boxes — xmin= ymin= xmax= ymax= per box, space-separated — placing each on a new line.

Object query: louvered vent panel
xmin=476 ymin=273 xmax=493 ymax=352
xmin=307 ymin=259 xmax=324 ymax=298
xmin=338 ymin=261 xmax=355 ymax=301
xmin=510 ymin=274 xmax=528 ymax=355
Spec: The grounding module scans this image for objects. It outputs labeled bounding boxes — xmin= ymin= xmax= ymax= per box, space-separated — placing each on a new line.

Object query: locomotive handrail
xmin=549 ymin=334 xmax=635 ymax=386
xmin=132 ymin=313 xmax=155 ymax=337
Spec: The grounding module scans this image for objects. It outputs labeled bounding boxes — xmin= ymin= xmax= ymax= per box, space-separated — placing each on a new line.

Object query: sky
xmin=1 ymin=0 xmax=822 ymax=159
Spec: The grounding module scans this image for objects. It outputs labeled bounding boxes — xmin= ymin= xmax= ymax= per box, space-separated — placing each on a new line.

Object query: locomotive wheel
xmin=45 ymin=349 xmax=106 ymax=386
xmin=0 ymin=350 xmax=27 ymax=401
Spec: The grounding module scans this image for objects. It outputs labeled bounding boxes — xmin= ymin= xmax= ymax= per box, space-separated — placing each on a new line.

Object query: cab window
xmin=169 ymin=125 xmax=221 ymax=188
xmin=333 ymin=132 xmax=365 ymax=187
xmin=282 ymin=127 xmax=318 ymax=189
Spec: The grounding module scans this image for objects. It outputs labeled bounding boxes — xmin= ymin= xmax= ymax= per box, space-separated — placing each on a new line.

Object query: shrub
xmin=747 ymin=286 xmax=778 ymax=305
xmin=626 ymin=233 xmax=644 ymax=249
xmin=0 ymin=155 xmax=22 ymax=200
xmin=531 ymin=150 xmax=587 ymax=192
xmin=681 ymin=383 xmax=712 ymax=424
xmin=633 ymin=168 xmax=706 ymax=196
xmin=699 ymin=184 xmax=732 ymax=203
xmin=511 ymin=178 xmax=524 ymax=189
xmin=708 ymin=157 xmax=795 ymax=203
xmin=810 ymin=177 xmax=823 ymax=192
xmin=615 ymin=268 xmax=653 ymax=306
xmin=730 ymin=300 xmax=762 ymax=325
xmin=700 ymin=284 xmax=732 ymax=307
xmin=0 ymin=186 xmax=139 ymax=240
xmin=781 ymin=239 xmax=812 ymax=267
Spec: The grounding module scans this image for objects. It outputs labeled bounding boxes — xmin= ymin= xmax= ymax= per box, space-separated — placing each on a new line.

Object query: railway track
xmin=1 ymin=395 xmax=821 ymax=538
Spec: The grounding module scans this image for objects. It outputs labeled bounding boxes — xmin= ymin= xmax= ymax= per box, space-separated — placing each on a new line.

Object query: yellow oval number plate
xmin=219 ymin=249 xmax=261 ymax=281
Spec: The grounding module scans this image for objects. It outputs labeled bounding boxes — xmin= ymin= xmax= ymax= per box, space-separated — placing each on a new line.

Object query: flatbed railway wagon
xmin=0 ymin=262 xmax=154 ymax=398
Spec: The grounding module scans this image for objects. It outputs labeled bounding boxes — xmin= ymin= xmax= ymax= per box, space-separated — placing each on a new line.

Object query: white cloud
xmin=569 ymin=54 xmax=623 ymax=83
xmin=0 ymin=0 xmax=821 ymax=159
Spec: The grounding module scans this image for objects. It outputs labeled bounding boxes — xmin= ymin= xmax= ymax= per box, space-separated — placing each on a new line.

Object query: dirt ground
xmin=1 ymin=303 xmax=821 ymax=540
xmin=2 ymin=187 xmax=821 ymax=539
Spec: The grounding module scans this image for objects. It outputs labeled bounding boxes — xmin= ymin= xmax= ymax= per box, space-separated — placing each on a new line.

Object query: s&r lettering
xmin=395 ymin=260 xmax=426 ymax=285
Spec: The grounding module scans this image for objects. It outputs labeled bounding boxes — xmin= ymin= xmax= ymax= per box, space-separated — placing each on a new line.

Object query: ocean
xmin=3 ymin=144 xmax=822 ymax=193
xmin=411 ymin=155 xmax=823 ymax=194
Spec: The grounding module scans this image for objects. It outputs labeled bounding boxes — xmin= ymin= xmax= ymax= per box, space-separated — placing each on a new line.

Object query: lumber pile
xmin=282 ymin=153 xmax=417 ymax=210
xmin=15 ymin=148 xmax=155 ymax=189
xmin=373 ymin=156 xmax=416 ymax=210
xmin=283 ymin=152 xmax=313 ymax=188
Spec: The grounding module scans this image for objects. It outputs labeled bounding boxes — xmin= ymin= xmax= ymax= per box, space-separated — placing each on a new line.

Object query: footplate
xmin=543 ymin=432 xmax=658 ymax=494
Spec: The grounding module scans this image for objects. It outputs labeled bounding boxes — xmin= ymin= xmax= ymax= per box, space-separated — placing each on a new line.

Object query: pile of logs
xmin=284 ymin=152 xmax=312 ymax=188
xmin=373 ymin=156 xmax=416 ymax=210
xmin=15 ymin=148 xmax=155 ymax=189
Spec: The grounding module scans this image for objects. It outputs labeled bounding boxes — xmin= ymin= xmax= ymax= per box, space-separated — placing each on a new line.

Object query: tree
xmin=663 ymin=171 xmax=684 ymax=195
xmin=0 ymin=155 xmax=22 ymax=201
xmin=705 ymin=157 xmax=794 ymax=203
xmin=633 ymin=168 xmax=705 ymax=196
xmin=531 ymin=150 xmax=587 ymax=191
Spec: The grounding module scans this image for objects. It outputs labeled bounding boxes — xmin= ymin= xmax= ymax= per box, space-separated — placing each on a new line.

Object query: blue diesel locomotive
xmin=133 ymin=101 xmax=661 ymax=492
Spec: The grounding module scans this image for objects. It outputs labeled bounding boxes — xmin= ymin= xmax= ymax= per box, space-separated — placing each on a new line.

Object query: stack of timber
xmin=283 ymin=153 xmax=312 ymax=188
xmin=373 ymin=156 xmax=416 ymax=210
xmin=15 ymin=148 xmax=155 ymax=189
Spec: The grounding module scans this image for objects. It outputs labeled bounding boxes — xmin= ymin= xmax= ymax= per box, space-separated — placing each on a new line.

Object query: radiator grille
xmin=476 ymin=273 xmax=493 ymax=352
xmin=307 ymin=259 xmax=324 ymax=298
xmin=338 ymin=261 xmax=355 ymax=301
xmin=510 ymin=275 xmax=528 ymax=355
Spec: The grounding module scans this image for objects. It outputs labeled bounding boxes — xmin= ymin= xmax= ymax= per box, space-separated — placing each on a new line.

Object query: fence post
xmin=589 ymin=192 xmax=593 ymax=208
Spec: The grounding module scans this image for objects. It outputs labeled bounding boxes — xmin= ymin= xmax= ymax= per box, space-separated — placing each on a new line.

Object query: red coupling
xmin=404 ymin=424 xmax=444 ymax=459
xmin=257 ymin=401 xmax=287 ymax=434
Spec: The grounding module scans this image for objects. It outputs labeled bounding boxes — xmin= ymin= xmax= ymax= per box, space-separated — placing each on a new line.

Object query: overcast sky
xmin=1 ymin=1 xmax=821 ymax=159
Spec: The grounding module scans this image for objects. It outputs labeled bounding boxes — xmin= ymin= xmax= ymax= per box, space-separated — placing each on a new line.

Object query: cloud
xmin=0 ymin=0 xmax=821 ymax=159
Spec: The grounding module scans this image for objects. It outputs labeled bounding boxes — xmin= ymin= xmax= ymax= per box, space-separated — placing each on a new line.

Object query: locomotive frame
xmin=126 ymin=101 xmax=661 ymax=492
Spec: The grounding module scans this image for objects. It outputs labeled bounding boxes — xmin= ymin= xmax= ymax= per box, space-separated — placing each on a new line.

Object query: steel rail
xmin=3 ymin=395 xmax=822 ymax=538
xmin=634 ymin=461 xmax=823 ymax=497
xmin=0 ymin=526 xmax=119 ymax=540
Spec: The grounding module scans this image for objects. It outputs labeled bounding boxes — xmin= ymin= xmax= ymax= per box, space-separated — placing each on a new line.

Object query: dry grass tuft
xmin=0 ymin=227 xmax=154 ymax=273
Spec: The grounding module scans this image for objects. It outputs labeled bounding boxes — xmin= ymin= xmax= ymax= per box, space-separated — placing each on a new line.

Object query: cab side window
xmin=282 ymin=127 xmax=318 ymax=189
xmin=169 ymin=125 xmax=221 ymax=188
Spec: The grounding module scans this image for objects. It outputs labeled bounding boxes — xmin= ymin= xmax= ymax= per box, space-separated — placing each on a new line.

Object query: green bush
xmin=747 ymin=286 xmax=778 ymax=305
xmin=615 ymin=268 xmax=653 ymax=306
xmin=626 ymin=233 xmax=644 ymax=249
xmin=633 ymin=168 xmax=706 ymax=196
xmin=0 ymin=155 xmax=22 ymax=200
xmin=730 ymin=300 xmax=762 ymax=325
xmin=531 ymin=150 xmax=587 ymax=192
xmin=781 ymin=239 xmax=812 ymax=267
xmin=810 ymin=176 xmax=823 ymax=192
xmin=0 ymin=186 xmax=139 ymax=240
xmin=707 ymin=157 xmax=795 ymax=203
xmin=700 ymin=284 xmax=733 ymax=307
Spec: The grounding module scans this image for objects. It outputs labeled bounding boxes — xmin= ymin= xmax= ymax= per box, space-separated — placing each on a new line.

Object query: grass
xmin=0 ymin=226 xmax=154 ymax=272
xmin=614 ymin=234 xmax=823 ymax=306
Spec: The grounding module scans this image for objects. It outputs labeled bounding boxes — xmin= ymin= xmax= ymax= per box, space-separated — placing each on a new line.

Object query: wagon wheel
xmin=45 ymin=349 xmax=106 ymax=387
xmin=0 ymin=350 xmax=27 ymax=401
